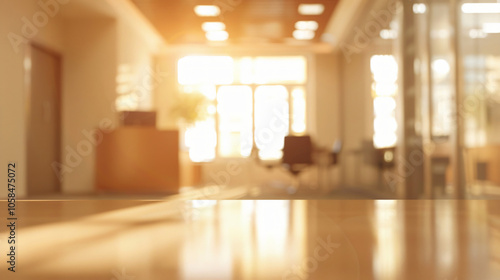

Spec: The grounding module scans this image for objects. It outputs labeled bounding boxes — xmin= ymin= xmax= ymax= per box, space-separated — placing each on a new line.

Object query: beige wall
xmin=154 ymin=54 xmax=179 ymax=130
xmin=0 ymin=0 xmax=163 ymax=197
xmin=116 ymin=9 xmax=163 ymax=110
xmin=60 ymin=8 xmax=163 ymax=194
xmin=0 ymin=0 xmax=65 ymax=198
xmin=60 ymin=18 xmax=118 ymax=194
xmin=337 ymin=38 xmax=396 ymax=190
xmin=339 ymin=51 xmax=379 ymax=189
xmin=314 ymin=53 xmax=342 ymax=188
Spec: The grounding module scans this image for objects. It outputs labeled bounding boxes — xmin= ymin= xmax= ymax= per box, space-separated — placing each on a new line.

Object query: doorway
xmin=27 ymin=44 xmax=62 ymax=196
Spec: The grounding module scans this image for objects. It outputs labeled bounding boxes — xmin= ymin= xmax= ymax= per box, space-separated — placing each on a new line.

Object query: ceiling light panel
xmin=194 ymin=5 xmax=221 ymax=17
xmin=202 ymin=22 xmax=226 ymax=32
xmin=293 ymin=30 xmax=315 ymax=40
xmin=206 ymin=30 xmax=229 ymax=41
xmin=298 ymin=4 xmax=324 ymax=15
xmin=295 ymin=21 xmax=319 ymax=31
xmin=412 ymin=3 xmax=427 ymax=14
xmin=461 ymin=3 xmax=500 ymax=14
xmin=483 ymin=22 xmax=500 ymax=33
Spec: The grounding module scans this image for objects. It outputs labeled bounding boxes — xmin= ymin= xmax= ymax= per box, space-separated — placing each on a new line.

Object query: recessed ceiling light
xmin=293 ymin=30 xmax=315 ymax=40
xmin=469 ymin=29 xmax=487 ymax=38
xmin=202 ymin=22 xmax=226 ymax=32
xmin=483 ymin=22 xmax=500 ymax=33
xmin=462 ymin=3 xmax=500 ymax=14
xmin=194 ymin=5 xmax=221 ymax=17
xmin=380 ymin=29 xmax=397 ymax=39
xmin=298 ymin=4 xmax=325 ymax=15
xmin=206 ymin=30 xmax=229 ymax=41
xmin=295 ymin=21 xmax=319 ymax=31
xmin=412 ymin=3 xmax=426 ymax=14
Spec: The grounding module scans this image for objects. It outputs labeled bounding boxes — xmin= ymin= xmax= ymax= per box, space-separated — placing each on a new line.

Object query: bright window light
xmin=469 ymin=29 xmax=488 ymax=38
xmin=115 ymin=94 xmax=138 ymax=111
xmin=254 ymin=86 xmax=289 ymax=160
xmin=217 ymin=86 xmax=253 ymax=158
xmin=185 ymin=119 xmax=217 ymax=162
xmin=371 ymin=55 xmax=398 ymax=148
xmin=373 ymin=133 xmax=397 ymax=149
xmin=194 ymin=5 xmax=221 ymax=17
xmin=295 ymin=21 xmax=319 ymax=31
xmin=380 ymin=29 xmax=397 ymax=39
xmin=238 ymin=57 xmax=254 ymax=84
xmin=374 ymin=117 xmax=397 ymax=133
xmin=373 ymin=97 xmax=396 ymax=116
xmin=181 ymin=85 xmax=217 ymax=100
xmin=298 ymin=4 xmax=324 ymax=15
xmin=431 ymin=59 xmax=451 ymax=80
xmin=482 ymin=22 xmax=500 ymax=33
xmin=372 ymin=83 xmax=398 ymax=97
xmin=461 ymin=3 xmax=500 ymax=14
xmin=178 ymin=56 xmax=233 ymax=85
xmin=293 ymin=30 xmax=315 ymax=40
xmin=202 ymin=22 xmax=226 ymax=32
xmin=370 ymin=55 xmax=398 ymax=83
xmin=291 ymin=88 xmax=306 ymax=134
xmin=177 ymin=56 xmax=308 ymax=161
xmin=413 ymin=3 xmax=427 ymax=14
xmin=253 ymin=56 xmax=307 ymax=84
xmin=199 ymin=85 xmax=217 ymax=100
xmin=206 ymin=30 xmax=229 ymax=41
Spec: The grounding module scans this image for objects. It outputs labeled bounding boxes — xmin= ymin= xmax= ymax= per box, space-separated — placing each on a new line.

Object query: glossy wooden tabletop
xmin=1 ymin=199 xmax=499 ymax=279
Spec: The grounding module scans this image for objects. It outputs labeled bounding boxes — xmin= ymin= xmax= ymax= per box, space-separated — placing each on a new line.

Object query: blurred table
xmin=1 ymin=199 xmax=499 ymax=279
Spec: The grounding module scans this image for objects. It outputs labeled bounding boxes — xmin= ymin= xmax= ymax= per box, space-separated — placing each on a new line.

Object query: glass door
xmin=459 ymin=0 xmax=500 ymax=197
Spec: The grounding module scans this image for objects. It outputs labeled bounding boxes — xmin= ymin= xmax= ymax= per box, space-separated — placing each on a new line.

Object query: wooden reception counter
xmin=95 ymin=127 xmax=179 ymax=194
xmin=466 ymin=145 xmax=500 ymax=186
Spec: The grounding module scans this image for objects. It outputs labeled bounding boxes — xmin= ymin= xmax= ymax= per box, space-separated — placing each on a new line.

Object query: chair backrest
xmin=332 ymin=140 xmax=343 ymax=154
xmin=282 ymin=135 xmax=314 ymax=166
xmin=362 ymin=139 xmax=378 ymax=166
xmin=120 ymin=111 xmax=156 ymax=126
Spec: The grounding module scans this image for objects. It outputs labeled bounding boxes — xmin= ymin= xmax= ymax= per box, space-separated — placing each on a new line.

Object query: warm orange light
xmin=298 ymin=4 xmax=324 ymax=15
xmin=185 ymin=119 xmax=217 ymax=162
xmin=293 ymin=30 xmax=315 ymax=40
xmin=206 ymin=30 xmax=229 ymax=41
xmin=253 ymin=56 xmax=307 ymax=84
xmin=194 ymin=5 xmax=221 ymax=17
xmin=202 ymin=22 xmax=226 ymax=32
xmin=295 ymin=21 xmax=319 ymax=31
xmin=217 ymin=86 xmax=253 ymax=157
xmin=371 ymin=55 xmax=398 ymax=148
xmin=177 ymin=56 xmax=234 ymax=85
xmin=254 ymin=85 xmax=289 ymax=160
xmin=291 ymin=88 xmax=306 ymax=134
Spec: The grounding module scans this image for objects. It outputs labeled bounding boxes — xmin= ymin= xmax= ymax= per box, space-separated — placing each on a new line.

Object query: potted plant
xmin=169 ymin=93 xmax=210 ymax=126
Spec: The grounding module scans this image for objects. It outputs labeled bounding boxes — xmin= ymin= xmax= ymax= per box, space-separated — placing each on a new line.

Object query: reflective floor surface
xmin=1 ymin=199 xmax=500 ymax=279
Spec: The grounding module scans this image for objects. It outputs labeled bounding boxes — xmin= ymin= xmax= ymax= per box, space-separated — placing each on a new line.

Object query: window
xmin=217 ymin=86 xmax=253 ymax=158
xmin=254 ymin=85 xmax=289 ymax=160
xmin=178 ymin=56 xmax=233 ymax=85
xmin=370 ymin=55 xmax=398 ymax=148
xmin=177 ymin=56 xmax=308 ymax=162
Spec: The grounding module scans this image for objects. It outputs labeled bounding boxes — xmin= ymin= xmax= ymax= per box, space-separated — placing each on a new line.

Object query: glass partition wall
xmin=359 ymin=0 xmax=500 ymax=198
xmin=459 ymin=0 xmax=500 ymax=197
xmin=395 ymin=0 xmax=500 ymax=198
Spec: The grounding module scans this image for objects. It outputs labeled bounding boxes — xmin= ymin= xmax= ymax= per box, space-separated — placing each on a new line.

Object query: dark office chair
xmin=281 ymin=136 xmax=315 ymax=192
xmin=282 ymin=135 xmax=314 ymax=175
xmin=362 ymin=140 xmax=395 ymax=168
xmin=331 ymin=140 xmax=343 ymax=164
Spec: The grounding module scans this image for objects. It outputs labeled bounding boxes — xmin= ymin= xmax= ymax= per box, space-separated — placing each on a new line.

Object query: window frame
xmin=177 ymin=55 xmax=309 ymax=162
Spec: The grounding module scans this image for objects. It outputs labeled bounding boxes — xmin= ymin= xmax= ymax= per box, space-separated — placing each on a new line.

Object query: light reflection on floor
xmin=0 ymin=199 xmax=499 ymax=279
